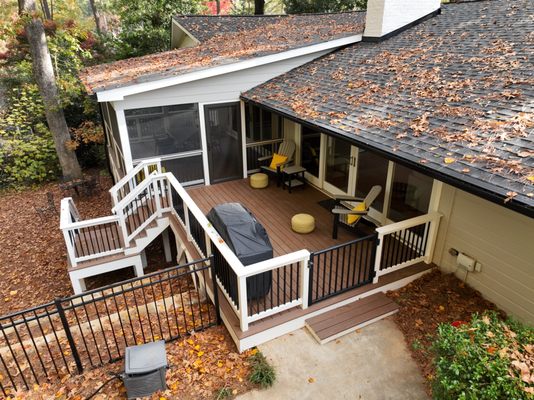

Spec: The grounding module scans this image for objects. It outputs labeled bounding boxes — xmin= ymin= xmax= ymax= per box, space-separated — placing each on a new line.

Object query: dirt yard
xmin=386 ymin=269 xmax=501 ymax=395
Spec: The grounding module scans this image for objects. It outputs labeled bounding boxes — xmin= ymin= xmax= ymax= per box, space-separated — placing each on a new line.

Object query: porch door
xmin=204 ymin=102 xmax=243 ymax=184
xmin=322 ymin=135 xmax=358 ymax=195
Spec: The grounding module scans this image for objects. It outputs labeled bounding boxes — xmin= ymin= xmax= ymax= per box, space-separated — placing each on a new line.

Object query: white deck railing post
xmin=373 ymin=232 xmax=384 ymax=284
xmin=152 ymin=179 xmax=162 ymax=217
xmin=62 ymin=229 xmax=77 ymax=267
xmin=300 ymin=255 xmax=310 ymax=310
xmin=183 ymin=204 xmax=192 ymax=241
xmin=238 ymin=275 xmax=249 ymax=331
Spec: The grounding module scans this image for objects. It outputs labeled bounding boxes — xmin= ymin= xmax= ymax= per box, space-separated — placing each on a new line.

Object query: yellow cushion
xmin=291 ymin=213 xmax=315 ymax=234
xmin=270 ymin=153 xmax=288 ymax=170
xmin=347 ymin=202 xmax=366 ymax=225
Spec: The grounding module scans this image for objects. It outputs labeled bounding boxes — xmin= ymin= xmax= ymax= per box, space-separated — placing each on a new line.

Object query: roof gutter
xmin=94 ymin=34 xmax=362 ymax=103
xmin=240 ymin=96 xmax=534 ymax=219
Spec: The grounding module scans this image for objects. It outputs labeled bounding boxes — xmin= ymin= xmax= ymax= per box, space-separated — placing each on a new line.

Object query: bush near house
xmin=432 ymin=312 xmax=534 ymax=400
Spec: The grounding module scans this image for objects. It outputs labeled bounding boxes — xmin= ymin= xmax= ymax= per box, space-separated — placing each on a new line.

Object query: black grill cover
xmin=207 ymin=203 xmax=272 ymax=300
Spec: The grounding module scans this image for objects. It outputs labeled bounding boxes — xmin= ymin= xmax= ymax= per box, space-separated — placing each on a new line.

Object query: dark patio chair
xmin=331 ymin=185 xmax=382 ymax=239
xmin=258 ymin=140 xmax=296 ymax=185
xmin=35 ymin=192 xmax=58 ymax=220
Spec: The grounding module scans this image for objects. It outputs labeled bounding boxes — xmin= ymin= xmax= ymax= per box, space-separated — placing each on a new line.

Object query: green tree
xmin=109 ymin=0 xmax=205 ymax=58
xmin=283 ymin=0 xmax=366 ymax=13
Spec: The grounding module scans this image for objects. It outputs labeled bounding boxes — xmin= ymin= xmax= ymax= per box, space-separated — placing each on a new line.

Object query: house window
xmin=355 ymin=149 xmax=388 ymax=213
xmin=125 ymin=104 xmax=201 ymax=160
xmin=301 ymin=126 xmax=321 ymax=178
xmin=245 ymin=103 xmax=282 ymax=143
xmin=387 ymin=164 xmax=433 ymax=221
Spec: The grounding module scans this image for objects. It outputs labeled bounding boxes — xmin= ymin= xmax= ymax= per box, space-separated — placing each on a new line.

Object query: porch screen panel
xmin=125 ymin=104 xmax=201 ymax=160
xmin=161 ymin=156 xmax=204 ymax=186
xmin=387 ymin=165 xmax=433 ymax=221
xmin=245 ymin=103 xmax=282 ymax=143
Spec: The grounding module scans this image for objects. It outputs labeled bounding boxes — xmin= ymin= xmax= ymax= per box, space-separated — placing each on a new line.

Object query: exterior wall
xmin=101 ymin=102 xmax=126 ymax=182
xmin=119 ymin=50 xmax=332 ymax=111
xmin=364 ymin=0 xmax=441 ymax=38
xmin=433 ymin=183 xmax=534 ymax=324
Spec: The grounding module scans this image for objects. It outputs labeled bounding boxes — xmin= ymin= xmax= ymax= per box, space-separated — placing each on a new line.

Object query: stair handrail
xmin=111 ymin=170 xmax=160 ymax=214
xmin=109 ymin=158 xmax=162 ymax=206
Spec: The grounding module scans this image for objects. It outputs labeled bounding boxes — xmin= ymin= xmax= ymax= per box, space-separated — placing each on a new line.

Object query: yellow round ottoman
xmin=291 ymin=213 xmax=315 ymax=234
xmin=250 ymin=173 xmax=268 ymax=189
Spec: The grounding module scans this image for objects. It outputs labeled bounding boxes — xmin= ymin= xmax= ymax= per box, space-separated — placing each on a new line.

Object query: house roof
xmin=173 ymin=12 xmax=365 ymax=43
xmin=80 ymin=12 xmax=365 ymax=95
xmin=242 ymin=0 xmax=534 ymax=217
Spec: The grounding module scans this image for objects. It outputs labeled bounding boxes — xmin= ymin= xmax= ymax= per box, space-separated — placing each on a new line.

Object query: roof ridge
xmin=173 ymin=10 xmax=365 ymax=19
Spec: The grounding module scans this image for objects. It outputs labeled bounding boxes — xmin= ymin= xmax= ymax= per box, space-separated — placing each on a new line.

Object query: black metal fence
xmin=309 ymin=234 xmax=378 ymax=305
xmin=0 ymin=258 xmax=219 ymax=397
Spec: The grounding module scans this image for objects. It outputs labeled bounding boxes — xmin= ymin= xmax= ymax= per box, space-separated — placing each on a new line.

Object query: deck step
xmin=305 ymin=292 xmax=398 ymax=344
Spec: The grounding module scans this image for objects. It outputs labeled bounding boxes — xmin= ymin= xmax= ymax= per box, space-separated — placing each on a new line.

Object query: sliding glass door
xmin=323 ymin=135 xmax=358 ymax=195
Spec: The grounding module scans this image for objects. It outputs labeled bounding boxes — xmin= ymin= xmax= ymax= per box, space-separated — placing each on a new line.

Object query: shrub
xmin=248 ymin=350 xmax=276 ymax=388
xmin=432 ymin=311 xmax=533 ymax=400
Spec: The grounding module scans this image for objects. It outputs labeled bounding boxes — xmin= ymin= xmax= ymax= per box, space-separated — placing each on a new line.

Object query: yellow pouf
xmin=291 ymin=213 xmax=315 ymax=234
xmin=250 ymin=173 xmax=268 ymax=189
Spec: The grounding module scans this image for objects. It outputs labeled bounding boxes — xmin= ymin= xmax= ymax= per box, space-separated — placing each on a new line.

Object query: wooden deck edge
xmin=234 ymin=266 xmax=433 ymax=352
xmin=305 ymin=309 xmax=398 ymax=345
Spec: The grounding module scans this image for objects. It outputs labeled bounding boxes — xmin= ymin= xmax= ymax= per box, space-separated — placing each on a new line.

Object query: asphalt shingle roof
xmin=242 ymin=0 xmax=534 ymax=217
xmin=80 ymin=12 xmax=365 ymax=94
xmin=173 ymin=12 xmax=366 ymax=42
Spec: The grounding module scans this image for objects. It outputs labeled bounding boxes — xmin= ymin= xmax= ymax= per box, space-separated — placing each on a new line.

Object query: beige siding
xmin=433 ymin=183 xmax=534 ymax=324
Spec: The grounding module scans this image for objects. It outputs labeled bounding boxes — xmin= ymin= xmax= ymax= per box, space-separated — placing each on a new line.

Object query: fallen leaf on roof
xmin=504 ymin=191 xmax=517 ymax=203
xmin=444 ymin=157 xmax=456 ymax=164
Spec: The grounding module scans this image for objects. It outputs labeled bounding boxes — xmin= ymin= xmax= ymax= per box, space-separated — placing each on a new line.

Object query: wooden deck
xmin=188 ymin=178 xmax=369 ymax=256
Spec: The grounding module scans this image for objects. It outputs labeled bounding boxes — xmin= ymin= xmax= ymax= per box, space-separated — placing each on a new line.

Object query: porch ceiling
xmin=187 ymin=179 xmax=369 ymax=256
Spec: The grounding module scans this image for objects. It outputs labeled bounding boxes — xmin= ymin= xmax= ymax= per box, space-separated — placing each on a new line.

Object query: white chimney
xmin=363 ymin=0 xmax=441 ymax=40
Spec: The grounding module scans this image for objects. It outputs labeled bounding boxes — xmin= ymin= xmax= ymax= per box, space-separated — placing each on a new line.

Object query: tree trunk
xmin=88 ymin=0 xmax=106 ymax=34
xmin=21 ymin=0 xmax=83 ymax=181
xmin=216 ymin=0 xmax=221 ymax=14
xmin=254 ymin=0 xmax=265 ymax=14
xmin=40 ymin=0 xmax=52 ymax=19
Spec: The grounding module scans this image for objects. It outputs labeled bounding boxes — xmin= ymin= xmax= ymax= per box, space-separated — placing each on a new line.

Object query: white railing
xmin=60 ymin=198 xmax=125 ymax=267
xmin=373 ymin=211 xmax=442 ymax=283
xmin=109 ymin=158 xmax=162 ymax=207
xmin=164 ymin=173 xmax=310 ymax=331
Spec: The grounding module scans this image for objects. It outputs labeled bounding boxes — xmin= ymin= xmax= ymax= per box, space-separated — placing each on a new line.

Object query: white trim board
xmin=95 ymin=35 xmax=362 ymax=102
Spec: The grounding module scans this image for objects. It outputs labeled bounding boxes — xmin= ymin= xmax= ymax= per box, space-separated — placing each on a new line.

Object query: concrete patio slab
xmin=237 ymin=318 xmax=429 ymax=400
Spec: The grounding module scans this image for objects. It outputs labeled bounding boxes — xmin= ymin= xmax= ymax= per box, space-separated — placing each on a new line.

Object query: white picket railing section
xmin=372 ymin=212 xmax=442 ymax=283
xmin=60 ymin=160 xmax=441 ymax=332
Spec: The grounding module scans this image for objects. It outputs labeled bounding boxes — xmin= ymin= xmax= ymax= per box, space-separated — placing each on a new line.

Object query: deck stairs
xmin=60 ymin=159 xmax=178 ymax=293
xmin=305 ymin=292 xmax=399 ymax=344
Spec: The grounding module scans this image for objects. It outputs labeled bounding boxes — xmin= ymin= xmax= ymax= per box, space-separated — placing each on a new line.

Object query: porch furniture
xmin=282 ymin=165 xmax=306 ymax=193
xmin=34 ymin=192 xmax=58 ymax=220
xmin=292 ymin=213 xmax=315 ymax=234
xmin=250 ymin=172 xmax=269 ymax=189
xmin=258 ymin=140 xmax=296 ymax=186
xmin=331 ymin=185 xmax=382 ymax=239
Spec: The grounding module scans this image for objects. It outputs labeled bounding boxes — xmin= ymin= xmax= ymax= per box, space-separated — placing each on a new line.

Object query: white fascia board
xmin=95 ymin=34 xmax=362 ymax=102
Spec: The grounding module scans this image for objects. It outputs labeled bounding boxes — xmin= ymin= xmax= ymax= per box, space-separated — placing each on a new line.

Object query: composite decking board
xmin=310 ymin=301 xmax=399 ymax=341
xmin=305 ymin=292 xmax=391 ymax=328
xmin=306 ymin=293 xmax=397 ymax=338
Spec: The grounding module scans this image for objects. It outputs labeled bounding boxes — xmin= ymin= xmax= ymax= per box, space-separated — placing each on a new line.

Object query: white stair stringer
xmin=124 ymin=216 xmax=170 ymax=256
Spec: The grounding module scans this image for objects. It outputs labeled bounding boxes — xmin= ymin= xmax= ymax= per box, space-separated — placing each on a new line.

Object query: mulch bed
xmin=386 ymin=268 xmax=502 ymax=395
xmin=12 ymin=325 xmax=257 ymax=400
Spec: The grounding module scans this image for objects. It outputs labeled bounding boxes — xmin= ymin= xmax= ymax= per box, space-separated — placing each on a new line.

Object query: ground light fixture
xmin=86 ymin=340 xmax=168 ymax=399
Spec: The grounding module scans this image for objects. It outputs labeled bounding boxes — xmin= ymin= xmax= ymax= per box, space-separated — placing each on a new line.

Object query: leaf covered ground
xmin=10 ymin=326 xmax=257 ymax=400
xmin=0 ymin=173 xmax=114 ymax=315
xmin=386 ymin=269 xmax=503 ymax=395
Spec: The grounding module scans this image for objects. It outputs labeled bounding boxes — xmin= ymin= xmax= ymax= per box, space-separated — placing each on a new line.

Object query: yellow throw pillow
xmin=270 ymin=153 xmax=288 ymax=170
xmin=347 ymin=202 xmax=366 ymax=225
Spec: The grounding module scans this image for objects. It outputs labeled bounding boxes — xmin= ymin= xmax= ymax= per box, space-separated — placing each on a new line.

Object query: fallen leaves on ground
xmin=10 ymin=326 xmax=257 ymax=400
xmin=386 ymin=269 xmax=501 ymax=396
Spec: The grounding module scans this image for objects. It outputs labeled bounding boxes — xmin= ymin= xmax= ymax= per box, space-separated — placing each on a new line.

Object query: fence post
xmin=373 ymin=233 xmax=383 ymax=284
xmin=209 ymin=255 xmax=221 ymax=325
xmin=54 ymin=299 xmax=83 ymax=374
